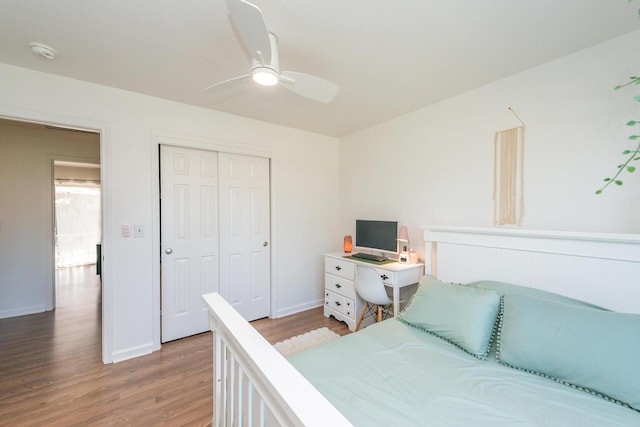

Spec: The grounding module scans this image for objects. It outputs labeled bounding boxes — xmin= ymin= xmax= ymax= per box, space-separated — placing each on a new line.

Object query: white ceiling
xmin=1 ymin=1 xmax=638 ymax=137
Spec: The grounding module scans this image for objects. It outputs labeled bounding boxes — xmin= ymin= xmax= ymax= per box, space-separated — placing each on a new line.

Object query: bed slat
xmin=204 ymin=292 xmax=352 ymax=427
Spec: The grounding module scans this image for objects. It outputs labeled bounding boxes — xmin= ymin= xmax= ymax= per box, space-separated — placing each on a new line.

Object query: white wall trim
xmin=111 ymin=341 xmax=155 ymax=363
xmin=268 ymin=156 xmax=277 ymax=320
xmin=275 ymin=299 xmax=323 ymax=319
xmin=0 ymin=107 xmax=113 ymax=364
xmin=0 ymin=304 xmax=47 ymax=319
xmin=152 ymin=130 xmax=272 ymax=158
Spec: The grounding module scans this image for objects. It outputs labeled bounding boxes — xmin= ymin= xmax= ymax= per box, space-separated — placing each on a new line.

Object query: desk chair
xmin=355 ymin=265 xmax=393 ymax=331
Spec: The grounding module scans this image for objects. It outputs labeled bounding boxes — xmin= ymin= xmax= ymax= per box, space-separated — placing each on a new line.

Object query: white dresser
xmin=324 ymin=252 xmax=424 ymax=331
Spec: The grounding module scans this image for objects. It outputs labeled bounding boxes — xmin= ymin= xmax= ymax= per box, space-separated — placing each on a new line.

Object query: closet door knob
xmin=263 ymin=241 xmax=268 ymax=247
xmin=165 ymin=248 xmax=173 ymax=255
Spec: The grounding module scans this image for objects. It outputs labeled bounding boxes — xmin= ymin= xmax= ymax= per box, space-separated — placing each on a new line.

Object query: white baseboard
xmin=111 ymin=341 xmax=155 ymax=363
xmin=0 ymin=304 xmax=46 ymax=319
xmin=275 ymin=298 xmax=323 ymax=319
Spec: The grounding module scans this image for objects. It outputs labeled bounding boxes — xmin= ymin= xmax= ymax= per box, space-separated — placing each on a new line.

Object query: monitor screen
xmin=355 ymin=220 xmax=398 ymax=253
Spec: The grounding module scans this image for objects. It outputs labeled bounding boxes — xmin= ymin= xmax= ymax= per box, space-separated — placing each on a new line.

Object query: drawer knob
xmin=335 ymin=266 xmax=342 ymax=271
xmin=381 ymin=274 xmax=389 ymax=281
xmin=334 ymin=301 xmax=341 ymax=307
xmin=334 ymin=283 xmax=342 ymax=289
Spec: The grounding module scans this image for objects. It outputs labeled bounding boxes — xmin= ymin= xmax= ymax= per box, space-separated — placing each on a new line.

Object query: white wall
xmin=4 ymin=29 xmax=638 ymax=362
xmin=340 ymin=30 xmax=640 ymax=258
xmin=0 ymin=63 xmax=340 ymax=362
xmin=0 ymin=122 xmax=100 ymax=318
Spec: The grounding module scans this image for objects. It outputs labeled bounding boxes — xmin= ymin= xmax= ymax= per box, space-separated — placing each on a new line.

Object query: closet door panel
xmin=161 ymin=145 xmax=219 ymax=342
xmin=218 ymin=153 xmax=270 ymax=321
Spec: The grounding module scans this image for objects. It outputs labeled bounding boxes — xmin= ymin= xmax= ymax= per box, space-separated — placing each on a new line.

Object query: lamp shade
xmin=397 ymin=225 xmax=409 ymax=242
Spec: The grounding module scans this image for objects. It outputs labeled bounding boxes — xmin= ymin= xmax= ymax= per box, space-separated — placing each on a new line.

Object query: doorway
xmin=0 ymin=117 xmax=105 ymax=356
xmin=53 ymin=161 xmax=102 ymax=307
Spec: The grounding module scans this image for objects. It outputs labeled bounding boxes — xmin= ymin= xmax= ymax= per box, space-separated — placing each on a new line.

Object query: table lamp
xmin=397 ymin=225 xmax=410 ymax=263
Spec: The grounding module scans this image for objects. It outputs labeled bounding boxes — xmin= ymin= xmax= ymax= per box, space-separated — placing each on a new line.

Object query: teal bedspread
xmin=288 ymin=319 xmax=640 ymax=426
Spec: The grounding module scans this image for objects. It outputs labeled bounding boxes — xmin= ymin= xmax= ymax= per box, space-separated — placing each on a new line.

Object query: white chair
xmin=355 ymin=265 xmax=393 ymax=331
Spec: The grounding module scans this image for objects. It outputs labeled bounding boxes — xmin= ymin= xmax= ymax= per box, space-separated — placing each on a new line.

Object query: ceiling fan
xmin=203 ymin=0 xmax=339 ymax=103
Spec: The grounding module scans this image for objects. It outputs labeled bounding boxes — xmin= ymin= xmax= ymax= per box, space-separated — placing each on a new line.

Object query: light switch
xmin=122 ymin=224 xmax=131 ymax=237
xmin=134 ymin=224 xmax=144 ymax=238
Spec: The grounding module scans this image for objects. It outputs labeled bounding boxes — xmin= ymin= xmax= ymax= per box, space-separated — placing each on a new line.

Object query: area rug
xmin=273 ymin=327 xmax=340 ymax=357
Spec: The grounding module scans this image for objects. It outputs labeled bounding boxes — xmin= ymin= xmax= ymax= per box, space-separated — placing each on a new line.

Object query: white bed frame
xmin=203 ymin=226 xmax=640 ymax=426
xmin=422 ymin=226 xmax=640 ymax=314
xmin=202 ymin=292 xmax=352 ymax=427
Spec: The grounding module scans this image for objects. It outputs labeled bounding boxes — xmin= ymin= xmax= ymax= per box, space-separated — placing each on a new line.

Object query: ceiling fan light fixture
xmin=252 ymin=67 xmax=279 ymax=86
xmin=203 ymin=0 xmax=339 ymax=102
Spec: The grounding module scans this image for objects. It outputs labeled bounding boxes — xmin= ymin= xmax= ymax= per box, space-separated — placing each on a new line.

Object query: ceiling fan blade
xmin=279 ymin=71 xmax=339 ymax=103
xmin=202 ymin=74 xmax=250 ymax=92
xmin=226 ymin=0 xmax=271 ymax=64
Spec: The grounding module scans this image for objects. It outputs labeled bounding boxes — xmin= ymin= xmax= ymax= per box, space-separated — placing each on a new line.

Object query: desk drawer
xmin=325 ymin=257 xmax=355 ymax=280
xmin=325 ymin=273 xmax=355 ymax=298
xmin=374 ymin=268 xmax=395 ymax=285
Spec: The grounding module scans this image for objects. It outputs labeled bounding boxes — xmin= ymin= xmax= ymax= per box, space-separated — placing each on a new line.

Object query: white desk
xmin=324 ymin=252 xmax=424 ymax=331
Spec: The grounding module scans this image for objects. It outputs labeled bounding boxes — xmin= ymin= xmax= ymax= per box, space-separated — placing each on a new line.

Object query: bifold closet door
xmin=160 ymin=145 xmax=219 ymax=342
xmin=218 ymin=153 xmax=271 ymax=321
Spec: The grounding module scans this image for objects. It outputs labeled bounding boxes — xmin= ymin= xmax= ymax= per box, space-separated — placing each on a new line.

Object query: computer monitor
xmin=355 ymin=220 xmax=398 ymax=254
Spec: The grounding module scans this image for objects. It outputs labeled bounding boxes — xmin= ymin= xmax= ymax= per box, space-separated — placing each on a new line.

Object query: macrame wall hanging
xmin=493 ymin=107 xmax=526 ymax=226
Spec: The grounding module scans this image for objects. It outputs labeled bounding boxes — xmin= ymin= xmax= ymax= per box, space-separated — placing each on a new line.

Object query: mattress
xmin=288 ymin=318 xmax=640 ymax=426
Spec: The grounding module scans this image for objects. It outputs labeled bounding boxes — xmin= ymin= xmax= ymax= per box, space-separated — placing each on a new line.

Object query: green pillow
xmin=398 ymin=275 xmax=500 ymax=359
xmin=498 ymin=294 xmax=640 ymax=411
xmin=471 ymin=280 xmax=603 ymax=309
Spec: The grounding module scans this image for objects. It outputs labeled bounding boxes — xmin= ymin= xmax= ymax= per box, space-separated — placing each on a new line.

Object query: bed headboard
xmin=422 ymin=226 xmax=640 ymax=314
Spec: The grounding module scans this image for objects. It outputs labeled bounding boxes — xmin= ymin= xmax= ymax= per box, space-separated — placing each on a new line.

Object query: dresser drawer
xmin=325 ymin=290 xmax=355 ymax=319
xmin=325 ymin=290 xmax=345 ymax=314
xmin=325 ymin=257 xmax=355 ymax=280
xmin=325 ymin=273 xmax=355 ymax=298
xmin=344 ymin=298 xmax=355 ymax=319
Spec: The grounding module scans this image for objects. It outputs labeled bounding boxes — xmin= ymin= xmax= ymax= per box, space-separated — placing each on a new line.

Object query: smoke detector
xmin=29 ymin=42 xmax=57 ymax=60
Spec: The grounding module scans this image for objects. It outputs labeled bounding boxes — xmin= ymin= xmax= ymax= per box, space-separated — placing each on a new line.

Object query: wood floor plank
xmin=0 ymin=265 xmax=351 ymax=425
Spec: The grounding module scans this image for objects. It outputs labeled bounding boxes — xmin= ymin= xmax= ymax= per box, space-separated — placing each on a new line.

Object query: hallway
xmin=56 ymin=264 xmax=102 ymax=309
xmin=2 ymin=265 xmax=103 ymax=375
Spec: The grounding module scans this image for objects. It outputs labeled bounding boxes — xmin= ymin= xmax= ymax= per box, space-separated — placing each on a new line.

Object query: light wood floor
xmin=0 ymin=266 xmax=350 ymax=426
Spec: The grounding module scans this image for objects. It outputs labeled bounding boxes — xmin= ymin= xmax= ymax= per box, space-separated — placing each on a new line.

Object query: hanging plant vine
xmin=596 ymin=1 xmax=640 ymax=194
xmin=595 ymin=77 xmax=640 ymax=194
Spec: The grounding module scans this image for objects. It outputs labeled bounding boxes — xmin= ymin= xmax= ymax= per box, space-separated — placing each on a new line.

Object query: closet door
xmin=218 ymin=153 xmax=271 ymax=321
xmin=160 ymin=145 xmax=219 ymax=342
